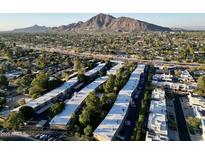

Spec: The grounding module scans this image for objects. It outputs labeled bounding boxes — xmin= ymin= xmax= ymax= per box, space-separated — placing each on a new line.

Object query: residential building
xmin=93 ymin=64 xmax=145 ymax=141
xmin=49 ymin=62 xmax=123 ymax=129
xmin=146 ymin=88 xmax=169 ymax=141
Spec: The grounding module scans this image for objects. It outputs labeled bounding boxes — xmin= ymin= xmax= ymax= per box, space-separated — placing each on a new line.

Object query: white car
xmin=125 ymin=120 xmax=131 ymax=126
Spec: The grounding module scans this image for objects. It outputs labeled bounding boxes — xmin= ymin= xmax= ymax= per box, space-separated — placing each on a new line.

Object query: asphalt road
xmin=173 ymin=94 xmax=191 ymax=141
xmin=116 ymin=69 xmax=148 ymax=140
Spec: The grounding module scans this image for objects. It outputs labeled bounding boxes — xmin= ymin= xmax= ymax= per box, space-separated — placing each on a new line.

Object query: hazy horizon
xmin=1 ymin=13 xmax=205 ymax=31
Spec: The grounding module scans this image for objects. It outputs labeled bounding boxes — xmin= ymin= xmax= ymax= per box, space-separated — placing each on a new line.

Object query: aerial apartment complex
xmin=93 ymin=64 xmax=145 ymax=141
xmin=25 ymin=62 xmax=106 ymax=114
xmin=49 ymin=62 xmax=123 ymax=129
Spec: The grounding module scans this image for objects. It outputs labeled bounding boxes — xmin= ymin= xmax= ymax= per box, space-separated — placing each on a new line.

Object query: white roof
xmin=146 ymin=88 xmax=168 ymax=141
xmin=180 ymin=70 xmax=194 ymax=80
xmin=26 ymin=63 xmax=106 ymax=110
xmin=25 ymin=77 xmax=78 ymax=109
xmin=49 ymin=62 xmax=123 ymax=126
xmin=93 ymin=64 xmax=145 ymax=141
xmin=36 ymin=120 xmax=47 ymax=128
xmin=152 ymin=81 xmax=187 ymax=89
xmin=149 ymin=100 xmax=166 ymax=114
xmin=151 ymin=88 xmax=165 ymax=101
xmin=107 ymin=61 xmax=123 ymax=75
xmin=146 ymin=112 xmax=168 ymax=141
xmin=4 ymin=70 xmax=22 ymax=78
xmin=85 ymin=62 xmax=106 ymax=76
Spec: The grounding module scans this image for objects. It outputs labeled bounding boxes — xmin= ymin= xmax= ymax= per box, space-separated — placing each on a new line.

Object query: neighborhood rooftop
xmin=93 ymin=64 xmax=145 ymax=141
xmin=49 ymin=62 xmax=123 ymax=129
xmin=146 ymin=88 xmax=169 ymax=141
xmin=25 ymin=62 xmax=106 ymax=111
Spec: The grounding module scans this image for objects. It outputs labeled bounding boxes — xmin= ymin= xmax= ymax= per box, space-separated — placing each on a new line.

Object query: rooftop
xmin=25 ymin=77 xmax=78 ymax=109
xmin=146 ymin=88 xmax=168 ymax=141
xmin=93 ymin=64 xmax=145 ymax=141
xmin=49 ymin=62 xmax=123 ymax=127
xmin=25 ymin=63 xmax=106 ymax=110
xmin=84 ymin=62 xmax=106 ymax=76
xmin=151 ymin=88 xmax=165 ymax=101
xmin=146 ymin=112 xmax=168 ymax=141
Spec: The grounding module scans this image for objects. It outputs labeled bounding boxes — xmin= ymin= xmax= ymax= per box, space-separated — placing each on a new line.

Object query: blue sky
xmin=0 ymin=13 xmax=205 ymax=31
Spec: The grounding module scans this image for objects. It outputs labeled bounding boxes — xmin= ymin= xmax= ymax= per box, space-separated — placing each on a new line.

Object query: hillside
xmin=10 ymin=14 xmax=172 ymax=33
xmin=52 ymin=13 xmax=172 ymax=32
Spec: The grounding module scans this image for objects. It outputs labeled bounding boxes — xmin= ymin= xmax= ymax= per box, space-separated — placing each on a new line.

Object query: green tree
xmin=100 ymin=94 xmax=108 ymax=105
xmin=19 ymin=106 xmax=34 ymax=120
xmin=103 ymin=74 xmax=116 ymax=93
xmin=100 ymin=94 xmax=110 ymax=111
xmin=48 ymin=77 xmax=63 ymax=90
xmin=196 ymin=76 xmax=205 ymax=96
xmin=36 ymin=58 xmax=46 ymax=69
xmin=3 ymin=112 xmax=24 ymax=130
xmin=0 ymin=75 xmax=9 ymax=88
xmin=77 ymin=70 xmax=89 ymax=83
xmin=73 ymin=58 xmax=81 ymax=71
xmin=29 ymin=86 xmax=44 ymax=98
xmin=5 ymin=50 xmax=13 ymax=59
xmin=79 ymin=109 xmax=91 ymax=126
xmin=29 ymin=72 xmax=49 ymax=97
xmin=186 ymin=117 xmax=201 ymax=134
xmin=85 ymin=92 xmax=99 ymax=109
xmin=107 ymin=93 xmax=117 ymax=102
xmin=17 ymin=86 xmax=24 ymax=94
xmin=15 ymin=47 xmax=24 ymax=57
xmin=0 ymin=97 xmax=6 ymax=106
xmin=31 ymin=72 xmax=49 ymax=89
xmin=16 ymin=74 xmax=33 ymax=88
xmin=84 ymin=125 xmax=92 ymax=136
xmin=49 ymin=102 xmax=65 ymax=117
xmin=179 ymin=48 xmax=187 ymax=60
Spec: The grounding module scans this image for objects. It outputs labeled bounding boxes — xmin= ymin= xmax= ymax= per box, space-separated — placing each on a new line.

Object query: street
xmin=173 ymin=93 xmax=191 ymax=141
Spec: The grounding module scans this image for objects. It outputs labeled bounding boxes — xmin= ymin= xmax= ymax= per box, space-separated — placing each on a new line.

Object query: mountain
xmin=51 ymin=21 xmax=83 ymax=32
xmin=10 ymin=14 xmax=172 ymax=33
xmin=52 ymin=13 xmax=172 ymax=32
xmin=109 ymin=16 xmax=171 ymax=32
xmin=12 ymin=25 xmax=49 ymax=33
xmin=77 ymin=13 xmax=116 ymax=31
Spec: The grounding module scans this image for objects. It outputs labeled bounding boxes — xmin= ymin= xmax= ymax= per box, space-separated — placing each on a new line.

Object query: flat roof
xmin=146 ymin=88 xmax=168 ymax=141
xmin=149 ymin=100 xmax=166 ymax=113
xmin=85 ymin=62 xmax=106 ymax=76
xmin=25 ymin=63 xmax=106 ymax=110
xmin=152 ymin=81 xmax=187 ymax=88
xmin=146 ymin=112 xmax=168 ymax=141
xmin=107 ymin=61 xmax=123 ymax=75
xmin=93 ymin=64 xmax=145 ymax=141
xmin=36 ymin=120 xmax=47 ymax=128
xmin=49 ymin=62 xmax=123 ymax=127
xmin=25 ymin=77 xmax=78 ymax=109
xmin=151 ymin=88 xmax=165 ymax=101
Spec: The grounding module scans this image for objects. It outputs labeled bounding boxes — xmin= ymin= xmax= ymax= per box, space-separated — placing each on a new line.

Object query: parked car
xmin=125 ymin=120 xmax=131 ymax=126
